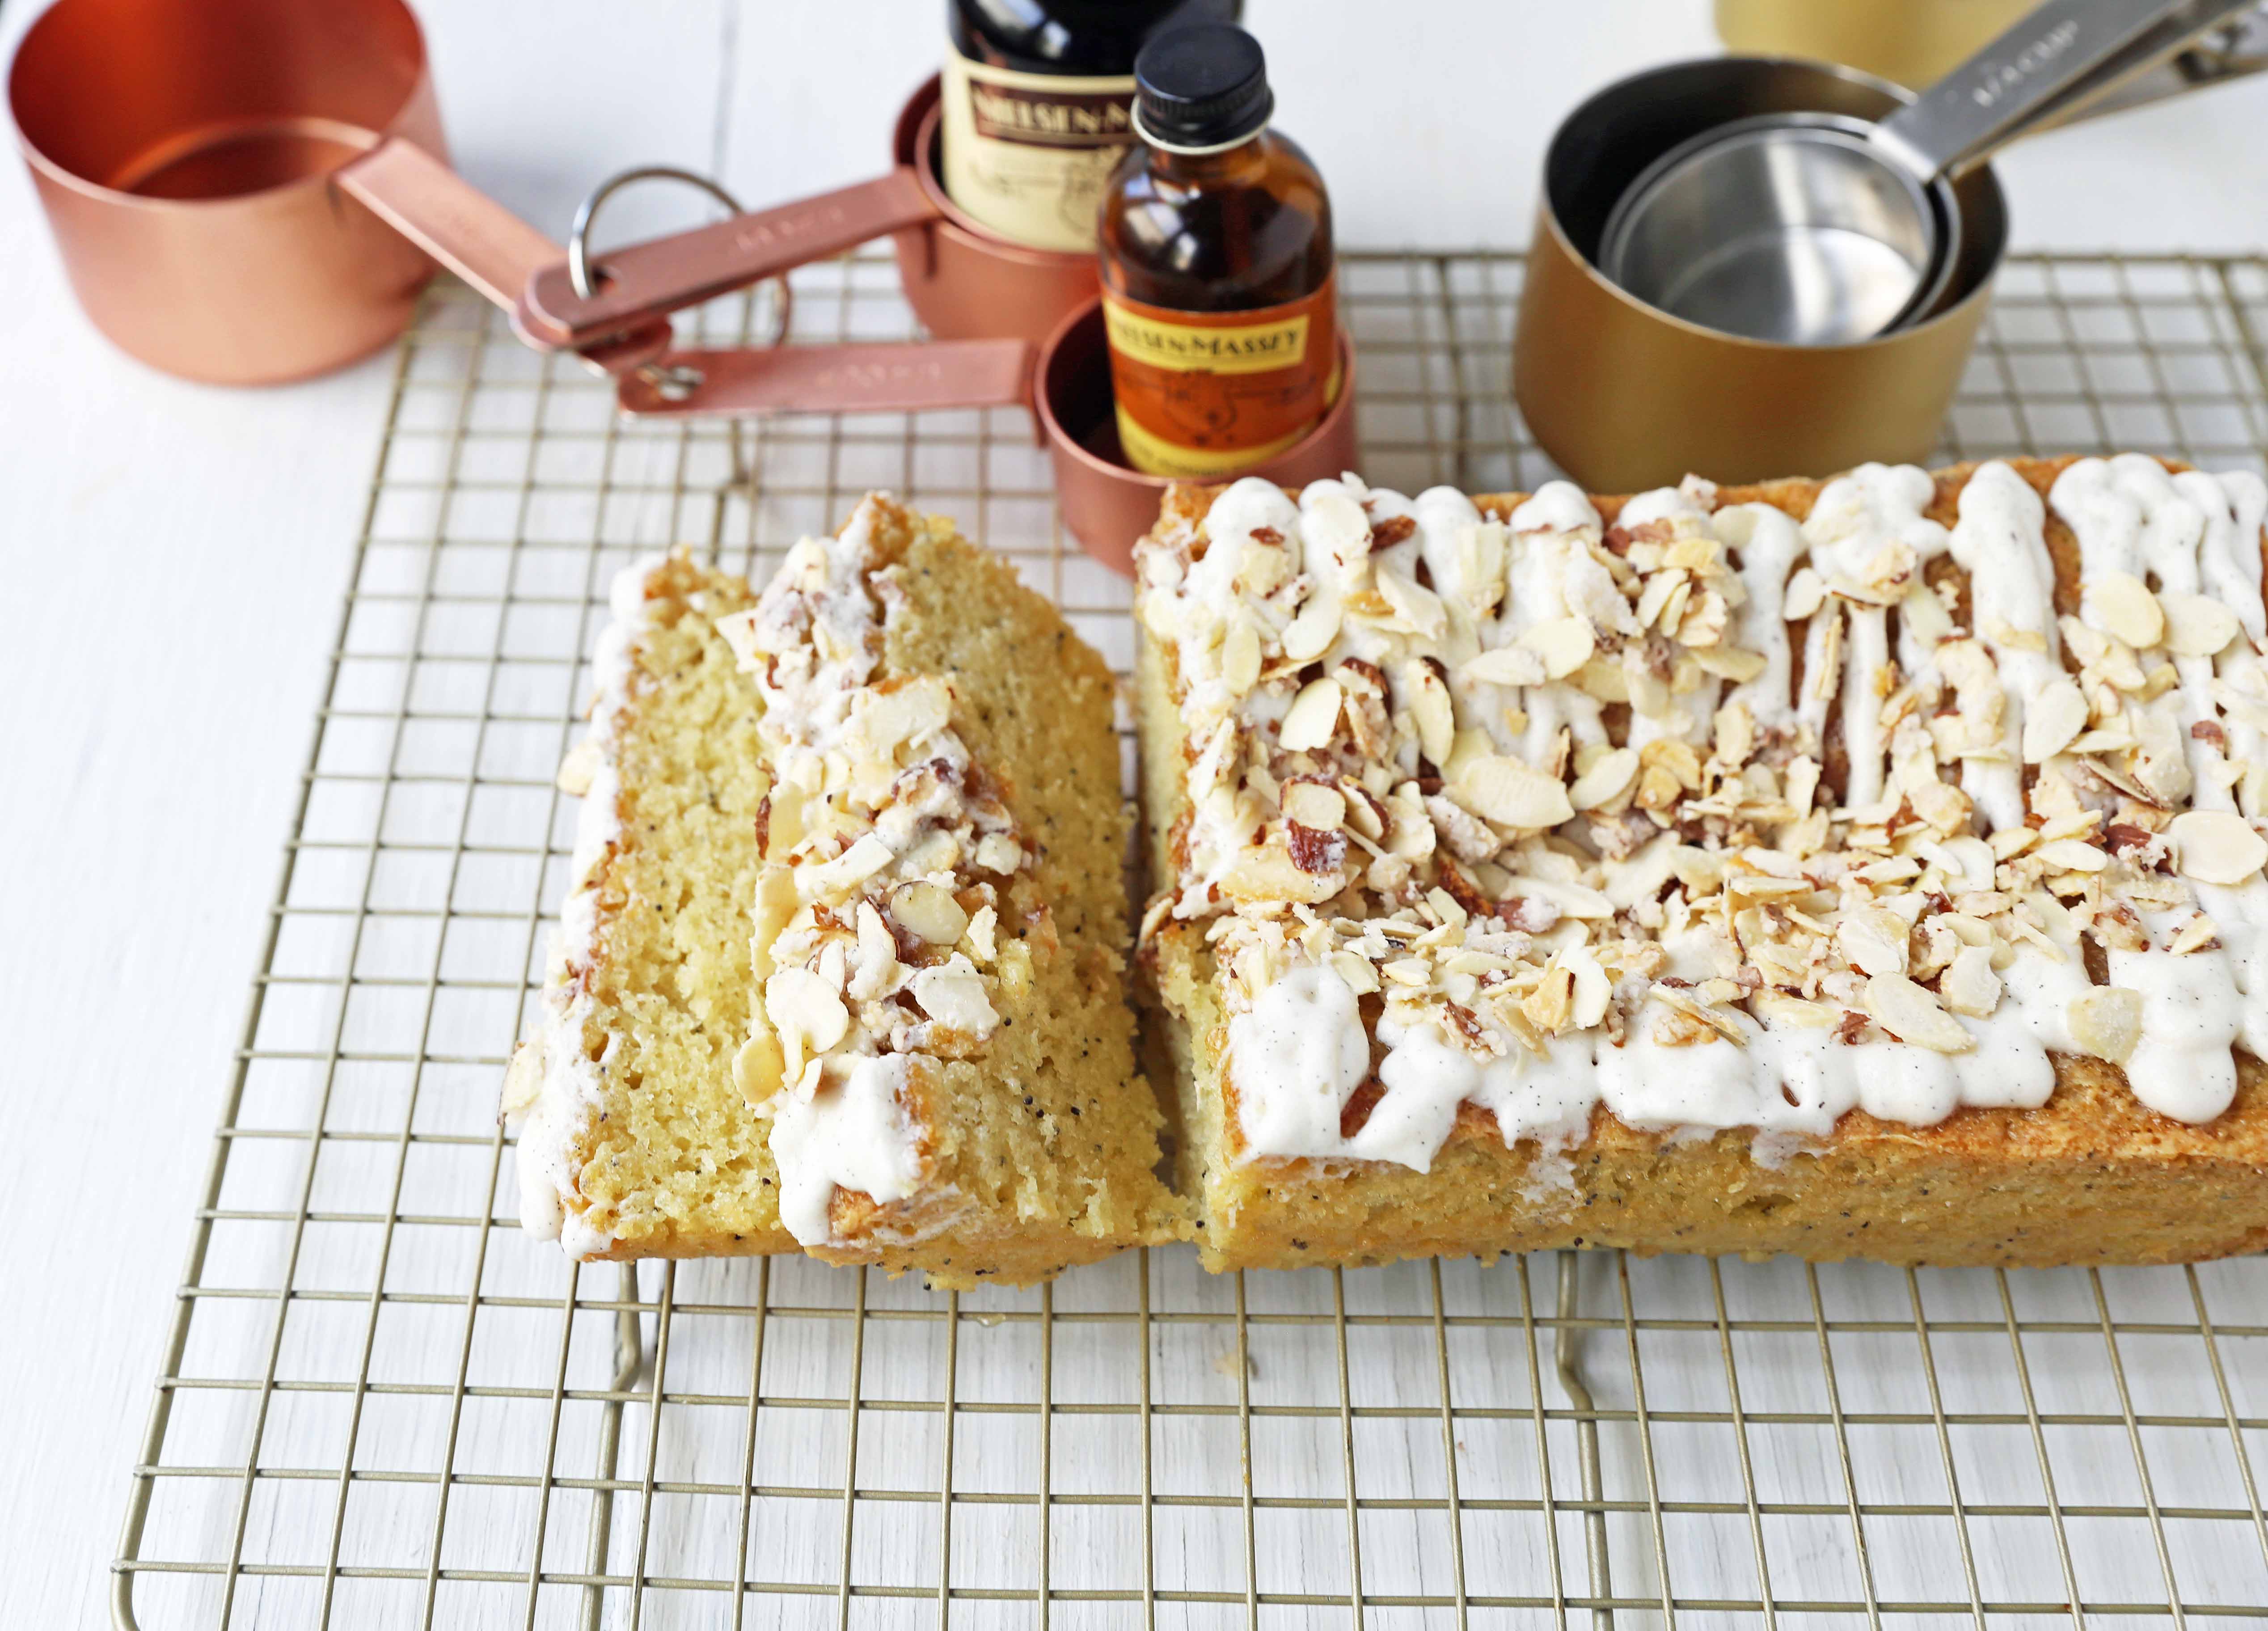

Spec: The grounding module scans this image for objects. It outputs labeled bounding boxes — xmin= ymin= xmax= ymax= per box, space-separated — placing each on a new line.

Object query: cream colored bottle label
xmin=939 ymin=52 xmax=1136 ymax=253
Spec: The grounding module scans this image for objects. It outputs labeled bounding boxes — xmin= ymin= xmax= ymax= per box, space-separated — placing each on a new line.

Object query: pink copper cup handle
xmin=334 ymin=136 xmax=673 ymax=376
xmin=617 ymin=338 xmax=1034 ymax=419
xmin=518 ymin=169 xmax=939 ymax=349
xmin=334 ymin=138 xmax=552 ymax=311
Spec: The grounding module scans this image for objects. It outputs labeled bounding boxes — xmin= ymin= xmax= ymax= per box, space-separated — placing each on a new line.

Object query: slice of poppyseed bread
xmin=506 ymin=494 xmax=1184 ymax=1286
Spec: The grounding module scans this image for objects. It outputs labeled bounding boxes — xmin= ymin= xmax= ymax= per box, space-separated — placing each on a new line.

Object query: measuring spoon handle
xmin=1875 ymin=0 xmax=2263 ymax=180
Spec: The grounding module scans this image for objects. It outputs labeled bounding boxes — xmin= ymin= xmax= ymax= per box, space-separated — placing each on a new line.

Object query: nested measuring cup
xmin=1512 ymin=56 xmax=2008 ymax=492
xmin=1598 ymin=0 xmax=2268 ymax=346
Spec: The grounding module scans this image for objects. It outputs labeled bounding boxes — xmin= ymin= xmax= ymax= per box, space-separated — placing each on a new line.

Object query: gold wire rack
xmin=114 ymin=249 xmax=2268 ymax=1630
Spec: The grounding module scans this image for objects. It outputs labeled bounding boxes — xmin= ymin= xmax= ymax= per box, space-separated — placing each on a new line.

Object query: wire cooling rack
xmin=115 ymin=249 xmax=2268 ymax=1630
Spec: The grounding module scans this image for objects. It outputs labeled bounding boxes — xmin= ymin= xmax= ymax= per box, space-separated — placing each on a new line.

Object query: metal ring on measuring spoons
xmin=566 ymin=165 xmax=793 ymax=398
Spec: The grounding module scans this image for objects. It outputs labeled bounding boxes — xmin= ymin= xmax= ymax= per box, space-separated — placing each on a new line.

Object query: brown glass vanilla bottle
xmin=1098 ymin=23 xmax=1335 ymax=478
xmin=943 ymin=0 xmax=1237 ymax=253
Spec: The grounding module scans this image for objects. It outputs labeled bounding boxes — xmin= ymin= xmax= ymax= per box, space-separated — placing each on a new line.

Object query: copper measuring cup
xmin=10 ymin=0 xmax=677 ymax=385
xmin=515 ymin=76 xmax=1098 ymax=357
xmin=11 ymin=0 xmax=442 ymax=382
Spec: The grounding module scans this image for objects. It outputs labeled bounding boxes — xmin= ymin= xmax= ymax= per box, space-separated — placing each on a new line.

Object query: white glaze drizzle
xmin=506 ymin=554 xmax=669 ymax=1259
xmin=2050 ymin=458 xmax=2268 ymax=1081
xmin=1140 ymin=459 xmax=2268 ymax=1182
xmin=1945 ymin=461 xmax=2065 ymax=833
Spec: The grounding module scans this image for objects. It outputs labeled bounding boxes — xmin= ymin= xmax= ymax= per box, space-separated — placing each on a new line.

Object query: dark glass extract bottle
xmin=1096 ymin=22 xmax=1336 ymax=477
xmin=942 ymin=0 xmax=1237 ymax=253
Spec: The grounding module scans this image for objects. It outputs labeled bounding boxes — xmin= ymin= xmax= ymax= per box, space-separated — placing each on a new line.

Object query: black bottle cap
xmin=1134 ymin=23 xmax=1272 ymax=151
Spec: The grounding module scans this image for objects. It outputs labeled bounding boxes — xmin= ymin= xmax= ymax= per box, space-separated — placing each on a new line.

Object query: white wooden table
xmin=4 ymin=4 xmax=2265 ymax=1627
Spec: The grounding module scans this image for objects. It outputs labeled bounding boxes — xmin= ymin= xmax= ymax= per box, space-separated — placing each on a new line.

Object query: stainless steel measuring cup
xmin=1599 ymin=0 xmax=2268 ymax=344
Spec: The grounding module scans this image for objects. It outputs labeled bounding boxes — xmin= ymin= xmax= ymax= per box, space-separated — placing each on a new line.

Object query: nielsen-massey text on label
xmin=1102 ymin=277 xmax=1340 ymax=478
xmin=940 ymin=54 xmax=1137 ymax=253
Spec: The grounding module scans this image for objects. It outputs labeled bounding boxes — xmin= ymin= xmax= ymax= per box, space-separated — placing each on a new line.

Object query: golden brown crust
xmin=1140 ymin=456 xmax=2268 ymax=1273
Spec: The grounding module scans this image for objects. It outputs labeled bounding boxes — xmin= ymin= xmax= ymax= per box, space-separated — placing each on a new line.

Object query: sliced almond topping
xmin=1461 ymin=644 xmax=1549 ymax=688
xmin=1283 ymin=779 xmax=1347 ymax=831
xmin=1455 ymin=521 xmax=1510 ymax=615
xmin=1989 ymin=824 xmax=2038 ymax=860
xmin=1838 ymin=909 xmax=1909 ymax=977
xmin=1574 ymin=655 xmax=1630 ymax=702
xmin=1522 ymin=964 xmax=1574 ymax=1032
xmin=1279 ymin=677 xmax=1345 ymax=752
xmin=502 ymin=1038 xmax=545 ymax=1118
xmin=1985 ymin=616 xmax=2050 ymax=655
xmin=1375 ymin=560 xmax=1449 ymax=638
xmin=1330 ymin=949 xmax=1381 ymax=995
xmin=1453 ymin=754 xmax=1575 ymax=831
xmin=1634 ymin=568 xmax=1687 ymax=631
xmin=766 ymin=966 xmax=850 ymax=1075
xmin=2034 ymin=838 xmax=2108 ymax=873
xmin=1909 ymin=779 xmax=1970 ymax=837
xmin=1713 ymin=701 xmax=1755 ymax=769
xmin=730 ymin=1031 xmax=785 ymax=1106
xmin=1864 ymin=972 xmax=1973 ymax=1054
xmin=911 ymin=956 xmax=1000 ymax=1034
xmin=1815 ymin=610 xmax=1850 ymax=710
xmin=1221 ymin=620 xmax=1263 ymax=697
xmin=965 ymin=904 xmax=998 ymax=963
xmin=1784 ymin=756 xmax=1822 ymax=816
xmin=1340 ymin=780 xmax=1386 ymax=840
xmin=1563 ymin=945 xmax=1612 ymax=1028
xmin=973 ymin=833 xmax=1023 ymax=875
xmin=1640 ymin=737 xmax=1705 ymax=794
xmin=850 ymin=901 xmax=904 ymax=1001
xmin=2168 ymin=912 xmax=2218 ymax=955
xmin=1303 ymin=489 xmax=1373 ymax=574
xmin=1753 ymin=992 xmax=1837 ymax=1029
xmin=1782 ymin=566 xmax=1827 ymax=623
xmin=1626 ymin=657 xmax=1672 ymax=720
xmin=1385 ymin=783 xmax=1438 ymax=859
xmin=2084 ymin=571 xmax=2164 ymax=651
xmin=2161 ymin=591 xmax=2241 ymax=658
xmin=1221 ymin=841 xmax=1345 ymax=903
xmin=1939 ymin=944 xmax=2002 ymax=1017
xmin=714 ymin=607 xmax=765 ymax=668
xmin=556 ymin=738 xmax=602 ymax=797
xmin=1900 ymin=579 xmax=1954 ymax=648
xmin=854 ymin=676 xmax=952 ymax=757
xmin=891 ymin=879 xmax=968 ymax=946
xmin=1694 ymin=645 xmax=1768 ymax=682
xmin=2067 ymin=985 xmax=2142 ymax=1065
xmin=1518 ymin=617 xmax=1596 ymax=680
xmin=1568 ymin=747 xmax=1640 ymax=812
xmin=1280 ymin=590 xmax=1343 ymax=662
xmin=801 ymin=833 xmax=896 ymax=900
xmin=2168 ymin=808 xmax=2268 ymax=885
xmin=1404 ymin=662 xmax=1457 ymax=765
xmin=2022 ymin=677 xmax=2089 ymax=763
xmin=1658 ymin=576 xmax=1695 ymax=636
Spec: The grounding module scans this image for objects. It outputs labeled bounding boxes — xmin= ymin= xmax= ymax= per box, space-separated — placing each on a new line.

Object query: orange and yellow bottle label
xmin=1101 ymin=275 xmax=1340 ymax=478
